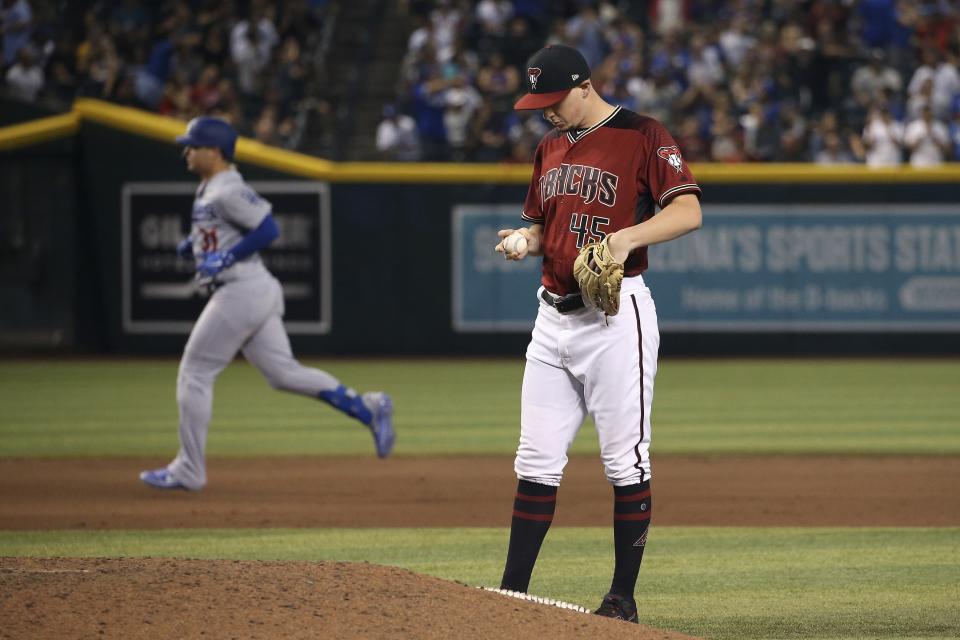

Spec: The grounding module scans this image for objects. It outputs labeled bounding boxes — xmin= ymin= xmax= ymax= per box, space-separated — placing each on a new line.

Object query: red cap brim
xmin=514 ymin=89 xmax=572 ymax=110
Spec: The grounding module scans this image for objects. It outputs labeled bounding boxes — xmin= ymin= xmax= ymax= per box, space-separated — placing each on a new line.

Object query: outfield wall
xmin=2 ymin=99 xmax=959 ymax=355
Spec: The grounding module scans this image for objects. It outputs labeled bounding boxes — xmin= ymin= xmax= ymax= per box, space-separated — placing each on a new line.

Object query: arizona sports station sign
xmin=452 ymin=203 xmax=960 ymax=332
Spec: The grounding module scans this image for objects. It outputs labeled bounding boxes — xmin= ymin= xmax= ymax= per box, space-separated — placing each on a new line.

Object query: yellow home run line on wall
xmin=0 ymin=112 xmax=79 ymax=151
xmin=2 ymin=98 xmax=959 ymax=184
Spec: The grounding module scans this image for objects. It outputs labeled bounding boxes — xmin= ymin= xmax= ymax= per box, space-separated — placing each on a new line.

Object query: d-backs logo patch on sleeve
xmin=657 ymin=146 xmax=684 ymax=174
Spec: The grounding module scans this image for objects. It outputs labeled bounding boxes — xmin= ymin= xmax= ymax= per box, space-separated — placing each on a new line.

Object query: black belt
xmin=540 ymin=289 xmax=586 ymax=313
xmin=200 ymin=279 xmax=224 ymax=295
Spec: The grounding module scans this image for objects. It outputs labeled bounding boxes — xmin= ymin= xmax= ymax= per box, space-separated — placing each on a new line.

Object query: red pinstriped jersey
xmin=522 ymin=106 xmax=701 ymax=296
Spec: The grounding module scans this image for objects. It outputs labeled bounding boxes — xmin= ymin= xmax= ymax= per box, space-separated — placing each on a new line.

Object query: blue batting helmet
xmin=176 ymin=116 xmax=237 ymax=160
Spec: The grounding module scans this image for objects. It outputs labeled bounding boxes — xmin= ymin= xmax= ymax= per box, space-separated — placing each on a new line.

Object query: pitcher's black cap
xmin=514 ymin=45 xmax=591 ymax=110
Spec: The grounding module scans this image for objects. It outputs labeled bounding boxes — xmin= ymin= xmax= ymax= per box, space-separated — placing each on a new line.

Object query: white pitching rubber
xmin=478 ymin=586 xmax=592 ymax=614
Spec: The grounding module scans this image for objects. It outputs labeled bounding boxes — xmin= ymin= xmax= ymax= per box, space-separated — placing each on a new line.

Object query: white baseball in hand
xmin=503 ymin=232 xmax=528 ymax=256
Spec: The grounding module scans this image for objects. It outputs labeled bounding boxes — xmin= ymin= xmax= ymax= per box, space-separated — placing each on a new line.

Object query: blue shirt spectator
xmin=134 ymin=37 xmax=174 ymax=108
xmin=857 ymin=0 xmax=909 ymax=50
xmin=412 ymin=74 xmax=449 ymax=160
xmin=950 ymin=111 xmax=960 ymax=161
xmin=565 ymin=6 xmax=607 ymax=69
xmin=1 ymin=0 xmax=32 ymax=66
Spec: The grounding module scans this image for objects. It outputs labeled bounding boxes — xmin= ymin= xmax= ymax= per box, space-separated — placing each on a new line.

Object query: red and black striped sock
xmin=499 ymin=479 xmax=558 ymax=593
xmin=610 ymin=480 xmax=652 ymax=600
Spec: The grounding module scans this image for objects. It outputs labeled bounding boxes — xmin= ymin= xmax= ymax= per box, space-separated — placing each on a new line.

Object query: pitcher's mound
xmin=1 ymin=557 xmax=698 ymax=639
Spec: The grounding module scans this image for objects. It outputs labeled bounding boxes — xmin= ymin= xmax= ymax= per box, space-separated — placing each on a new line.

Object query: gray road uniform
xmin=145 ymin=168 xmax=393 ymax=491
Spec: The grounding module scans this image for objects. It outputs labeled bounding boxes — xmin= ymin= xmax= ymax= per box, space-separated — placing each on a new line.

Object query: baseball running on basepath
xmin=139 ymin=116 xmax=395 ymax=492
xmin=495 ymin=44 xmax=703 ymax=624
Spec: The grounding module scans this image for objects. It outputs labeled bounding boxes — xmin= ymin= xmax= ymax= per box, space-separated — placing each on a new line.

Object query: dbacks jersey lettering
xmin=522 ymin=106 xmax=702 ymax=295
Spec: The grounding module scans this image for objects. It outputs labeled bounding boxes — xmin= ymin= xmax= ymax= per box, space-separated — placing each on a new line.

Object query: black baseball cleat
xmin=593 ymin=592 xmax=639 ymax=623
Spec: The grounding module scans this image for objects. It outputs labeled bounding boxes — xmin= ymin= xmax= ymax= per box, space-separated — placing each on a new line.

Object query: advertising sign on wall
xmin=452 ymin=203 xmax=960 ymax=332
xmin=650 ymin=205 xmax=960 ymax=331
xmin=122 ymin=181 xmax=331 ymax=334
xmin=452 ymin=204 xmax=542 ymax=332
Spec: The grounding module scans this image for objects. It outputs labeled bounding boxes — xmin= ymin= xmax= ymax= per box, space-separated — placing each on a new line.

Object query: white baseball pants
xmin=515 ymin=275 xmax=660 ymax=487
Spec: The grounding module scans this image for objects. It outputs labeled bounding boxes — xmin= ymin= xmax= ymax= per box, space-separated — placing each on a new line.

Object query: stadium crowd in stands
xmin=1 ymin=0 xmax=335 ymax=155
xmin=2 ymin=0 xmax=959 ymax=165
xmin=381 ymin=0 xmax=960 ymax=165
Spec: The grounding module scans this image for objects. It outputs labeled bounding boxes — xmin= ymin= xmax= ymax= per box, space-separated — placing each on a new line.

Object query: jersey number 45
xmin=569 ymin=213 xmax=610 ymax=248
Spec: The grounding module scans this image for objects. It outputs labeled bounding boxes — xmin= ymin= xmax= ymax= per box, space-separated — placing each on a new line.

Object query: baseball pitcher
xmin=140 ymin=117 xmax=395 ymax=491
xmin=495 ymin=45 xmax=702 ymax=622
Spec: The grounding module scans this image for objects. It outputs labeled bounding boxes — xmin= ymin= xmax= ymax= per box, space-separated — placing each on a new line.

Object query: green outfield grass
xmin=1 ymin=359 xmax=958 ymax=457
xmin=3 ymin=359 xmax=959 ymax=639
xmin=2 ymin=526 xmax=958 ymax=640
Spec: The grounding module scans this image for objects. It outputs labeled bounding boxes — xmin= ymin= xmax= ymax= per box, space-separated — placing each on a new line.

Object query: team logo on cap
xmin=657 ymin=145 xmax=684 ymax=173
xmin=527 ymin=67 xmax=541 ymax=90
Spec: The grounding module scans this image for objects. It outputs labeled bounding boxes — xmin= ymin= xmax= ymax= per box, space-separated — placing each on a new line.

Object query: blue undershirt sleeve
xmin=228 ymin=213 xmax=280 ymax=261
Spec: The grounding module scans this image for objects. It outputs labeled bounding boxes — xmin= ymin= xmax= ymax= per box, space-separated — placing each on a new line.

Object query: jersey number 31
xmin=199 ymin=228 xmax=218 ymax=252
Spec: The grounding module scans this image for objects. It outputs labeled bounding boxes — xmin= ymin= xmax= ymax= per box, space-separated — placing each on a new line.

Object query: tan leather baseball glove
xmin=572 ymin=237 xmax=624 ymax=316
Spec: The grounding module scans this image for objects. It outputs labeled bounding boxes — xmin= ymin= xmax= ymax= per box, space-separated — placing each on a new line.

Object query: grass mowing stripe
xmin=1 ymin=527 xmax=957 ymax=640
xmin=2 ymin=359 xmax=959 ymax=457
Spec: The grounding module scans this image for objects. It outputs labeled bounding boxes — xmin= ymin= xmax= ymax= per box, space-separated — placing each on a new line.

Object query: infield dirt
xmin=1 ymin=454 xmax=958 ymax=529
xmin=3 ymin=454 xmax=957 ymax=639
xmin=0 ymin=556 xmax=700 ymax=640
